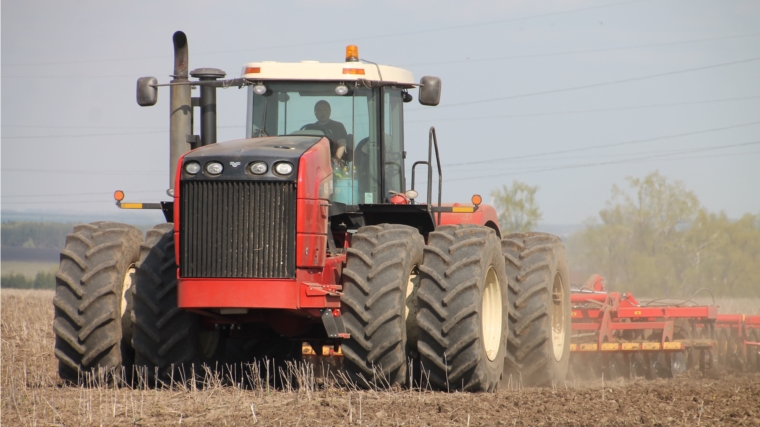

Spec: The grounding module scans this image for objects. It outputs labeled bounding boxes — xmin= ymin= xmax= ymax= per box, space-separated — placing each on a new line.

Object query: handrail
xmin=410 ymin=161 xmax=428 ymax=205
xmin=428 ymin=127 xmax=442 ymax=225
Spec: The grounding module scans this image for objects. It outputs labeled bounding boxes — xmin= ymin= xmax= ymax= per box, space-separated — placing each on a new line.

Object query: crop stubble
xmin=2 ymin=289 xmax=759 ymax=426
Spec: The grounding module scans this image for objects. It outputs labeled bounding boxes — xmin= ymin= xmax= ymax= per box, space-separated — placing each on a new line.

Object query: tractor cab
xmin=242 ymin=47 xmax=439 ymax=208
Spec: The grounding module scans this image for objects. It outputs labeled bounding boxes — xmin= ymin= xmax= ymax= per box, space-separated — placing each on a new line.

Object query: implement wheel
xmin=53 ymin=222 xmax=142 ymax=384
xmin=340 ymin=224 xmax=424 ymax=387
xmin=501 ymin=232 xmax=570 ymax=387
xmin=132 ymin=223 xmax=223 ymax=387
xmin=416 ymin=224 xmax=507 ymax=392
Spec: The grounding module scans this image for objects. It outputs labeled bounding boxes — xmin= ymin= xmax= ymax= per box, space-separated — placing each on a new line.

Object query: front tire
xmin=341 ymin=224 xmax=424 ymax=387
xmin=132 ymin=223 xmax=223 ymax=387
xmin=502 ymin=232 xmax=570 ymax=387
xmin=53 ymin=222 xmax=142 ymax=384
xmin=416 ymin=224 xmax=507 ymax=392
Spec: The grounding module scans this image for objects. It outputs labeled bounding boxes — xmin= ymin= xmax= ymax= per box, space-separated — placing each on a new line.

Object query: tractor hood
xmin=180 ymin=136 xmax=321 ymax=182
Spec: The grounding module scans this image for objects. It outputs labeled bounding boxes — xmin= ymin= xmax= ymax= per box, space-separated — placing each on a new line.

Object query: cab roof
xmin=240 ymin=61 xmax=416 ymax=88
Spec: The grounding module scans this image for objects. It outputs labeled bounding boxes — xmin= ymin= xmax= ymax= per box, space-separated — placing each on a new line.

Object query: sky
xmin=2 ymin=0 xmax=759 ymax=225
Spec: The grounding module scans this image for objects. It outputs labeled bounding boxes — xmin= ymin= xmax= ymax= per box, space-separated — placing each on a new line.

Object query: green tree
xmin=33 ymin=270 xmax=56 ymax=289
xmin=1 ymin=221 xmax=76 ymax=249
xmin=491 ymin=180 xmax=543 ymax=233
xmin=1 ymin=273 xmax=32 ymax=289
xmin=568 ymin=171 xmax=760 ymax=297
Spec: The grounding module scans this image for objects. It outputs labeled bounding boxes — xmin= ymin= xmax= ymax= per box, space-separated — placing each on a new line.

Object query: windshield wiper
xmin=259 ymin=98 xmax=269 ymax=137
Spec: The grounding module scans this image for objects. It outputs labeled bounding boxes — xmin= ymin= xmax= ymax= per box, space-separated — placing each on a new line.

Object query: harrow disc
xmin=629 ymin=353 xmax=649 ymax=379
xmin=749 ymin=330 xmax=760 ymax=372
xmin=603 ymin=353 xmax=628 ymax=380
xmin=646 ymin=352 xmax=670 ymax=379
xmin=667 ymin=351 xmax=687 ymax=377
xmin=716 ymin=329 xmax=729 ymax=367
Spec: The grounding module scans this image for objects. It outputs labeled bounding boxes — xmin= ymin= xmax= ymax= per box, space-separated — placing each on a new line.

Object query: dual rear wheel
xmin=341 ymin=224 xmax=572 ymax=392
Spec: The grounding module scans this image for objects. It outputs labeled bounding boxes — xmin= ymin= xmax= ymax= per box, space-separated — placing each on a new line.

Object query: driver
xmin=312 ymin=100 xmax=347 ymax=160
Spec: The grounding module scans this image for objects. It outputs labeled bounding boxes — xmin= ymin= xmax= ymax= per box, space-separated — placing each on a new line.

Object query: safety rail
xmin=410 ymin=127 xmax=443 ymax=225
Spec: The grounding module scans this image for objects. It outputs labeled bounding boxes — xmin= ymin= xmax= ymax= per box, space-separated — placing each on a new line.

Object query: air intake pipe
xmin=190 ymin=68 xmax=226 ymax=147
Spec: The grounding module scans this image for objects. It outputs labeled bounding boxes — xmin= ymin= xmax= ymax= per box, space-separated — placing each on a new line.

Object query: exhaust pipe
xmin=169 ymin=31 xmax=191 ymax=196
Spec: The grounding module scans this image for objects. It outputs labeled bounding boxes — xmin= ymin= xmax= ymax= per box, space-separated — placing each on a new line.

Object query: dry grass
xmin=3 ymin=289 xmax=759 ymax=426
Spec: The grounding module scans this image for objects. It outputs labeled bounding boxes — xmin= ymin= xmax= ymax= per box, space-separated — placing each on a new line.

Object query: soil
xmin=3 ymin=289 xmax=759 ymax=426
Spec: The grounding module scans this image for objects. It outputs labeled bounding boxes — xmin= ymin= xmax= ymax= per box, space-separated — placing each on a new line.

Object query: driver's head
xmin=314 ymin=100 xmax=331 ymax=124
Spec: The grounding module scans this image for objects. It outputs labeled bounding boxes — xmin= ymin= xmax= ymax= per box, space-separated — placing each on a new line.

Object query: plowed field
xmin=2 ymin=289 xmax=758 ymax=426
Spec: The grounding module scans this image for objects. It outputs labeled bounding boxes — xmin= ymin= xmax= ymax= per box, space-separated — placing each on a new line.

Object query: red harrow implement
xmin=569 ymin=276 xmax=760 ymax=380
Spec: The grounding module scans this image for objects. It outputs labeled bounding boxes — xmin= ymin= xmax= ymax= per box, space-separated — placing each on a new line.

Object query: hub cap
xmin=482 ymin=266 xmax=502 ymax=361
xmin=551 ymin=273 xmax=567 ymax=362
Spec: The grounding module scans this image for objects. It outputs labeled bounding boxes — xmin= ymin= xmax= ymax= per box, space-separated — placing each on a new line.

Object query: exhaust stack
xmin=169 ymin=31 xmax=191 ymax=196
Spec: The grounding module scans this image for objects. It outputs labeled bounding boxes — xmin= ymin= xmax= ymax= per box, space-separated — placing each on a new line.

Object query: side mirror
xmin=418 ymin=76 xmax=441 ymax=106
xmin=136 ymin=77 xmax=158 ymax=106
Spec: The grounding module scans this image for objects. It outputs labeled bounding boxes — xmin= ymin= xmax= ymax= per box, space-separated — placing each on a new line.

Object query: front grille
xmin=180 ymin=181 xmax=296 ymax=278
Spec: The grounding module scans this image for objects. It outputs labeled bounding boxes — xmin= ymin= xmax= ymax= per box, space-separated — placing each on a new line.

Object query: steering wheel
xmin=300 ymin=123 xmax=334 ymax=139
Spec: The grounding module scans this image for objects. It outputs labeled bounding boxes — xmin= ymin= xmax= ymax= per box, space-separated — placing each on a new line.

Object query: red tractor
xmin=53 ymin=31 xmax=571 ymax=391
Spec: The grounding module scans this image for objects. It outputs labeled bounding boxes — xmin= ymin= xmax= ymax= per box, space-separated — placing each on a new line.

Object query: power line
xmin=3 ymin=168 xmax=164 ymax=176
xmin=399 ymin=31 xmax=760 ymax=67
xmin=407 ymin=95 xmax=760 ymax=124
xmin=2 ymin=124 xmax=163 ymax=130
xmin=413 ymin=147 xmax=760 ymax=188
xmin=1 ymin=200 xmax=164 ymax=205
xmin=2 ymin=190 xmax=163 ymax=199
xmin=451 ymin=140 xmax=760 ymax=181
xmin=1 ymin=124 xmax=241 ymax=132
xmin=2 ymin=130 xmax=166 ymax=140
xmin=443 ymin=120 xmax=760 ymax=168
xmin=455 ymin=140 xmax=760 ymax=174
xmin=2 ymin=0 xmax=651 ymax=68
xmin=5 ymin=95 xmax=757 ymax=140
xmin=408 ymin=56 xmax=760 ymax=111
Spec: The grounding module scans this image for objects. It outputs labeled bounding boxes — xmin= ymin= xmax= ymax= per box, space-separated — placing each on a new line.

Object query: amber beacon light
xmin=345 ymin=45 xmax=359 ymax=62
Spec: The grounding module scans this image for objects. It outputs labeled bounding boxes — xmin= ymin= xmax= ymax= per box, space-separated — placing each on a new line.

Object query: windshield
xmin=247 ymin=82 xmax=405 ymax=205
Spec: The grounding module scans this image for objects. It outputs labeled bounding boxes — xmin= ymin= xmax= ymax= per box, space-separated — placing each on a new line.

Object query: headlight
xmin=205 ymin=162 xmax=224 ymax=175
xmin=184 ymin=161 xmax=201 ymax=174
xmin=253 ymin=84 xmax=267 ymax=95
xmin=274 ymin=162 xmax=293 ymax=175
xmin=249 ymin=161 xmax=267 ymax=175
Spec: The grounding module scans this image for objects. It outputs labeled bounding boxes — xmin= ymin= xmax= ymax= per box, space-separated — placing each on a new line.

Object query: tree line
xmin=492 ymin=173 xmax=760 ymax=297
xmin=1 ymin=272 xmax=55 ymax=289
xmin=1 ymin=221 xmax=76 ymax=249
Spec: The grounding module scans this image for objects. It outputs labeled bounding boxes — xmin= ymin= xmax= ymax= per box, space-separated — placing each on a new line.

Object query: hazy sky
xmin=2 ymin=0 xmax=759 ymax=225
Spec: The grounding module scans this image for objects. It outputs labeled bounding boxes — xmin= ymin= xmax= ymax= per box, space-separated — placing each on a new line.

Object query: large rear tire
xmin=416 ymin=224 xmax=507 ymax=392
xmin=502 ymin=232 xmax=570 ymax=387
xmin=53 ymin=222 xmax=142 ymax=384
xmin=341 ymin=224 xmax=424 ymax=387
xmin=132 ymin=223 xmax=223 ymax=387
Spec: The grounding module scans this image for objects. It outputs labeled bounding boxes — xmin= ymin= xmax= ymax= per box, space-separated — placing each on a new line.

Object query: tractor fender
xmin=437 ymin=203 xmax=501 ymax=237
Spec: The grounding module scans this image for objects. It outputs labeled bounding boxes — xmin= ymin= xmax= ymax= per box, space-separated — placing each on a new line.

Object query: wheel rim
xmin=404 ymin=266 xmax=420 ymax=350
xmin=551 ymin=272 xmax=567 ymax=362
xmin=481 ymin=266 xmax=502 ymax=362
xmin=121 ymin=266 xmax=135 ymax=317
xmin=670 ymin=351 xmax=687 ymax=377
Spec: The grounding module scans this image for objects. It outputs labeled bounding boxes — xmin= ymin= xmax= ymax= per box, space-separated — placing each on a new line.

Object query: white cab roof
xmin=240 ymin=61 xmax=416 ymax=87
